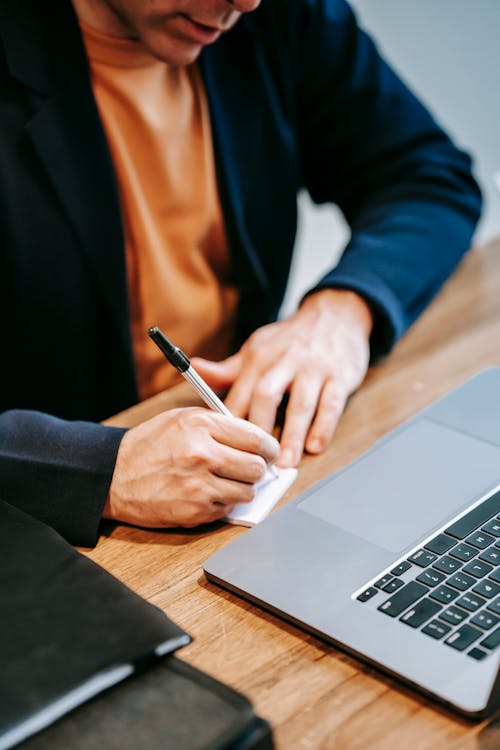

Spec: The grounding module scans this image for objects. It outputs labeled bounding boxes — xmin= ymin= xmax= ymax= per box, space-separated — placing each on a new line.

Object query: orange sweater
xmin=81 ymin=22 xmax=238 ymax=398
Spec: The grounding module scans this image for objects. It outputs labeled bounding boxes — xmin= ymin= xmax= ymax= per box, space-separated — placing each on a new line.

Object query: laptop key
xmin=382 ymin=579 xmax=405 ymax=594
xmin=456 ymin=592 xmax=487 ymax=612
xmin=479 ymin=548 xmax=500 ymax=565
xmin=400 ymin=598 xmax=442 ymax=628
xmin=391 ymin=561 xmax=412 ymax=576
xmin=445 ymin=490 xmax=500 ymax=539
xmin=374 ymin=574 xmax=394 ymax=589
xmin=482 ymin=519 xmax=500 ymax=537
xmin=465 ymin=531 xmax=495 ymax=549
xmin=449 ymin=543 xmax=479 ymax=562
xmin=473 ymin=579 xmax=500 ymax=599
xmin=422 ymin=619 xmax=452 ymax=640
xmin=489 ymin=568 xmax=500 ymax=584
xmin=468 ymin=648 xmax=489 ymax=661
xmin=416 ymin=569 xmax=446 ymax=587
xmin=480 ymin=625 xmax=500 ymax=650
xmin=486 ymin=596 xmax=500 ymax=615
xmin=439 ymin=606 xmax=468 ymax=625
xmin=470 ymin=611 xmax=500 ymax=630
xmin=462 ymin=560 xmax=494 ymax=578
xmin=445 ymin=624 xmax=482 ymax=651
xmin=433 ymin=556 xmax=462 ymax=574
xmin=424 ymin=534 xmax=456 ymax=555
xmin=446 ymin=572 xmax=476 ymax=591
xmin=429 ymin=585 xmax=459 ymax=605
xmin=378 ymin=581 xmax=428 ymax=617
xmin=408 ymin=549 xmax=438 ymax=568
xmin=357 ymin=587 xmax=378 ymax=603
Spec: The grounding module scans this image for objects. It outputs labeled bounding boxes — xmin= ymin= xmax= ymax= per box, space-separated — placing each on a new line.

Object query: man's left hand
xmin=191 ymin=289 xmax=373 ymax=467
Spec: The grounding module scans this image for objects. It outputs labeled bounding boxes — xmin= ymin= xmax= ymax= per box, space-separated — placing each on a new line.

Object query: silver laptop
xmin=204 ymin=368 xmax=500 ymax=718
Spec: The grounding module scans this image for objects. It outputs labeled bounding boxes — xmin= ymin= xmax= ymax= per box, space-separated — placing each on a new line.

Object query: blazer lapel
xmin=201 ymin=21 xmax=273 ymax=334
xmin=1 ymin=0 xmax=133 ymax=367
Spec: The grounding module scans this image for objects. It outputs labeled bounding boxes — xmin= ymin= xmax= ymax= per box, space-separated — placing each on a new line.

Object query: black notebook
xmin=16 ymin=658 xmax=274 ymax=750
xmin=0 ymin=500 xmax=191 ymax=750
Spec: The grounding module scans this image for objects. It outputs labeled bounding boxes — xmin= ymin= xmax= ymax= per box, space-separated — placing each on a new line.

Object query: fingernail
xmin=307 ymin=438 xmax=322 ymax=453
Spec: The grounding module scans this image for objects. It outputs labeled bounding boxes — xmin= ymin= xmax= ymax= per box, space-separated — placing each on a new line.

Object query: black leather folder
xmin=17 ymin=657 xmax=274 ymax=750
xmin=0 ymin=500 xmax=191 ymax=749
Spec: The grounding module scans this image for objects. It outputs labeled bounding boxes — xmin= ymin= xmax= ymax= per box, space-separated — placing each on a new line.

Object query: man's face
xmin=86 ymin=1 xmax=263 ymax=65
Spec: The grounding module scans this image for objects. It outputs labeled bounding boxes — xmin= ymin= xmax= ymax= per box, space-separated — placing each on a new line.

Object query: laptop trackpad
xmin=298 ymin=419 xmax=500 ymax=554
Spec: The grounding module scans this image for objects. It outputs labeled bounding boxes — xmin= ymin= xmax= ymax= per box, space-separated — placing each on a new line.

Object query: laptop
xmin=204 ymin=367 xmax=500 ymax=718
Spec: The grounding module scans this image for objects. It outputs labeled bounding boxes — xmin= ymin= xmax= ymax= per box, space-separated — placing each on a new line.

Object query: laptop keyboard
xmin=355 ymin=487 xmax=500 ymax=661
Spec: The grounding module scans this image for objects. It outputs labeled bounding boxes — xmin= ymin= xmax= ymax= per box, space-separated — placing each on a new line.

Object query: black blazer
xmin=0 ymin=0 xmax=481 ymax=545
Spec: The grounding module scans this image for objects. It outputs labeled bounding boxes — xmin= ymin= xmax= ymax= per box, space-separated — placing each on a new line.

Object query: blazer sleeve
xmin=294 ymin=0 xmax=482 ymax=356
xmin=0 ymin=410 xmax=126 ymax=547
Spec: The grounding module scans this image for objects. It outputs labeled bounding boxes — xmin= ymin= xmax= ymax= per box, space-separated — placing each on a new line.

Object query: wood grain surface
xmin=90 ymin=236 xmax=500 ymax=748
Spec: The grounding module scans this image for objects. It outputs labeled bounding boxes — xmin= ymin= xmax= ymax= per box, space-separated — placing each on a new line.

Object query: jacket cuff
xmin=0 ymin=410 xmax=127 ymax=547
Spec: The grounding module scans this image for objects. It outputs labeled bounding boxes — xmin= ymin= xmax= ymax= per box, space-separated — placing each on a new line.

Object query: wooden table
xmin=91 ymin=236 xmax=500 ymax=749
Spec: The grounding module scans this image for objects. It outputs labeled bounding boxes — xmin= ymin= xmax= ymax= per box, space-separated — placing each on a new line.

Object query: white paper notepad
xmin=226 ymin=467 xmax=297 ymax=527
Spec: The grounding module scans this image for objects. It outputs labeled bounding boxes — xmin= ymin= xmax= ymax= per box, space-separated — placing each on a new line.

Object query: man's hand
xmin=104 ymin=408 xmax=280 ymax=528
xmin=192 ymin=289 xmax=373 ymax=467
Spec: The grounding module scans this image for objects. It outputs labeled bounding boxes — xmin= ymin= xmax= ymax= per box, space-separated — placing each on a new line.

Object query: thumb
xmin=190 ymin=353 xmax=242 ymax=389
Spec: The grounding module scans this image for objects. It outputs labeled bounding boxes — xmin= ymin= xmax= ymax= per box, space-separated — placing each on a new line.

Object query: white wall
xmin=281 ymin=0 xmax=500 ymax=317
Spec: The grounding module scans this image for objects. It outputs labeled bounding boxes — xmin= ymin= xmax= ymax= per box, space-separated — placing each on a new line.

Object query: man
xmin=0 ymin=0 xmax=481 ymax=546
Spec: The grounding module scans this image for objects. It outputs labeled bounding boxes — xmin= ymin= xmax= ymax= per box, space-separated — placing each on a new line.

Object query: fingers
xmin=190 ymin=353 xmax=242 ymax=390
xmin=210 ymin=443 xmax=269 ymax=484
xmin=247 ymin=365 xmax=294 ymax=434
xmin=223 ymin=358 xmax=290 ymax=426
xmin=207 ymin=474 xmax=256 ymax=507
xmin=219 ymin=359 xmax=339 ymax=467
xmin=164 ymin=498 xmax=231 ymax=528
xmin=305 ymin=379 xmax=347 ymax=454
xmin=277 ymin=373 xmax=323 ymax=466
xmin=171 ymin=473 xmax=259 ymax=528
xmin=207 ymin=412 xmax=280 ymax=466
xmin=222 ymin=367 xmax=258 ymax=419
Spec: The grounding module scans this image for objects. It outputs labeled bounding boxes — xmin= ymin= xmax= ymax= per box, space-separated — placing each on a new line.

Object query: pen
xmin=147 ymin=326 xmax=278 ymax=478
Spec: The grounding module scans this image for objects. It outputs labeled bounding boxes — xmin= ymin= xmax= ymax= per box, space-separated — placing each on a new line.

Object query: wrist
xmin=102 ymin=428 xmax=133 ymax=522
xmin=299 ymin=288 xmax=374 ymax=338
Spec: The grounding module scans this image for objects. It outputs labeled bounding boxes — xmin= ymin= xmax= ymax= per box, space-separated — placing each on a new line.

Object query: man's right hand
xmin=103 ymin=407 xmax=280 ymax=529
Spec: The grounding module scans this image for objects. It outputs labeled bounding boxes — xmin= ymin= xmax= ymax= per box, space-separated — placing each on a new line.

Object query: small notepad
xmin=226 ymin=467 xmax=298 ymax=527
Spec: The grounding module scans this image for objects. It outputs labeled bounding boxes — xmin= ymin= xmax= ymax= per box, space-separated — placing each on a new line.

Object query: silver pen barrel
xmin=183 ymin=367 xmax=232 ymax=416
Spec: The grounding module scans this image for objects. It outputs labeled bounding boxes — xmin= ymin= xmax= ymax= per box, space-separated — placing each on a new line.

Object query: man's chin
xmin=142 ymin=34 xmax=204 ymax=66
